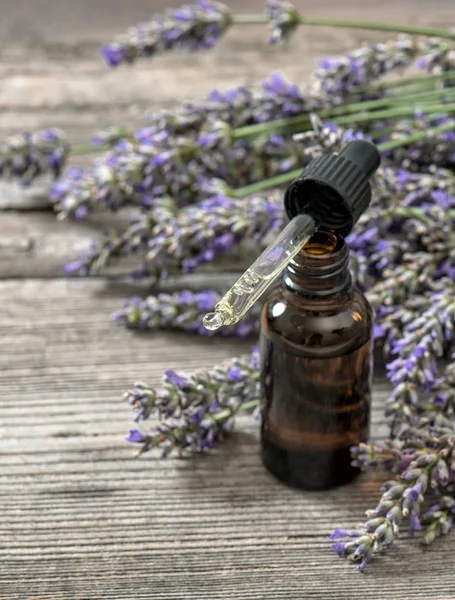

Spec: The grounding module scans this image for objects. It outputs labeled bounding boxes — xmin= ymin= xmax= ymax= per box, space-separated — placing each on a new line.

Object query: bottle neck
xmin=283 ymin=230 xmax=351 ymax=297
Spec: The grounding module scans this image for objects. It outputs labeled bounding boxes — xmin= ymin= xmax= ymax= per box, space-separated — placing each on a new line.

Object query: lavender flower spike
xmin=314 ymin=36 xmax=417 ymax=98
xmin=112 ymin=289 xmax=260 ymax=337
xmin=0 ymin=128 xmax=69 ymax=185
xmin=124 ymin=347 xmax=260 ymax=456
xmin=65 ymin=192 xmax=284 ymax=279
xmin=102 ymin=1 xmax=233 ymax=67
xmin=266 ymin=1 xmax=300 ymax=44
xmin=333 ymin=422 xmax=455 ymax=570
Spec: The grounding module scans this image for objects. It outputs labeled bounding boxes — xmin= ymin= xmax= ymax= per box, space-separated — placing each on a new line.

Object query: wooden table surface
xmin=1 ymin=1 xmax=455 ymax=598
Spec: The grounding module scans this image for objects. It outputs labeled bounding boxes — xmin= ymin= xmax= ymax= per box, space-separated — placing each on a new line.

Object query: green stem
xmin=233 ymin=14 xmax=455 ymax=40
xmin=71 ymin=143 xmax=106 ymax=155
xmin=394 ymin=206 xmax=455 ymax=219
xmin=299 ymin=17 xmax=455 ymax=40
xmin=334 ymin=102 xmax=455 ymax=126
xmin=378 ymin=120 xmax=455 ymax=151
xmin=213 ymin=399 xmax=259 ymax=423
xmin=231 ymin=120 xmax=455 ymax=198
xmin=231 ymin=169 xmax=302 ymax=197
xmin=367 ymin=70 xmax=455 ymax=92
xmin=234 ymin=89 xmax=455 ymax=139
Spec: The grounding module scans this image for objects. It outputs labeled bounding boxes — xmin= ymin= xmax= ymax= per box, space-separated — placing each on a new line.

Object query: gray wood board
xmin=1 ymin=278 xmax=453 ymax=600
xmin=1 ymin=1 xmax=454 ymax=597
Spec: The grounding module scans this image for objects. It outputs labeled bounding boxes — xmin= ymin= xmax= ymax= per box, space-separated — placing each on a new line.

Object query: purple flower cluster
xmin=265 ymin=0 xmax=300 ymax=45
xmin=102 ymin=0 xmax=233 ymax=67
xmin=153 ymin=71 xmax=316 ymax=133
xmin=64 ymin=192 xmax=284 ymax=279
xmin=124 ymin=347 xmax=260 ymax=456
xmin=417 ymin=37 xmax=455 ymax=74
xmin=383 ymin=115 xmax=455 ymax=170
xmin=0 ymin=128 xmax=69 ymax=185
xmin=63 ymin=208 xmax=171 ymax=276
xmin=313 ymin=36 xmax=418 ymax=98
xmin=52 ymin=75 xmax=319 ymax=219
xmin=332 ymin=422 xmax=455 ymax=570
xmin=111 ymin=289 xmax=260 ymax=337
xmin=52 ymin=129 xmax=208 ymax=218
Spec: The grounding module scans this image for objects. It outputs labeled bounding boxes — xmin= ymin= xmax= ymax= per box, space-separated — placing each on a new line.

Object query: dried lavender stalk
xmin=102 ymin=0 xmax=233 ymax=67
xmin=64 ymin=192 xmax=284 ymax=278
xmin=124 ymin=347 xmax=260 ymax=455
xmin=63 ymin=207 xmax=173 ymax=276
xmin=332 ymin=421 xmax=455 ymax=570
xmin=112 ymin=289 xmax=260 ymax=337
xmin=52 ymin=95 xmax=330 ymax=220
xmin=52 ymin=122 xmax=305 ymax=219
xmin=0 ymin=128 xmax=69 ymax=185
xmin=314 ymin=36 xmax=454 ymax=100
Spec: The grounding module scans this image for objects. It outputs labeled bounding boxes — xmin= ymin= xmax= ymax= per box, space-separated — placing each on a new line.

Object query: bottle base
xmin=261 ymin=438 xmax=361 ymax=491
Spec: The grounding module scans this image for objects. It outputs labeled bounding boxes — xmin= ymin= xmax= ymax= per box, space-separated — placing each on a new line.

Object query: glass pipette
xmin=202 ymin=140 xmax=381 ymax=332
xmin=203 ymin=212 xmax=318 ymax=330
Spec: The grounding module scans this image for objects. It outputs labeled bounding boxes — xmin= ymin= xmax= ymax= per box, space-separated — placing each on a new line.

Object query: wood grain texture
xmin=1 ymin=1 xmax=455 ymax=598
xmin=0 ymin=280 xmax=454 ymax=600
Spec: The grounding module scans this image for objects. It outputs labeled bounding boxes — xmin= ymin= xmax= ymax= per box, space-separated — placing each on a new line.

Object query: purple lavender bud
xmin=331 ymin=542 xmax=348 ymax=555
xmin=126 ymin=429 xmax=150 ymax=444
xmin=165 ymin=369 xmax=190 ymax=388
xmin=102 ymin=1 xmax=233 ymax=67
xmin=409 ymin=512 xmax=422 ymax=537
xmin=0 ymin=128 xmax=69 ymax=185
xmin=436 ymin=459 xmax=449 ymax=486
xmin=265 ymin=1 xmax=300 ymax=45
xmin=330 ymin=528 xmax=360 ymax=540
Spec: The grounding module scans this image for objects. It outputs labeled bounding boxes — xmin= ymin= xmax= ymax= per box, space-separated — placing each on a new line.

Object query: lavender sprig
xmin=124 ymin=347 xmax=260 ymax=455
xmin=112 ymin=289 xmax=260 ymax=337
xmin=102 ymin=0 xmax=233 ymax=67
xmin=0 ymin=128 xmax=69 ymax=185
xmin=313 ymin=36 xmax=418 ymax=98
xmin=332 ymin=423 xmax=455 ymax=571
xmin=52 ymin=108 xmax=316 ymax=218
xmin=64 ymin=192 xmax=284 ymax=278
xmin=63 ymin=206 xmax=174 ymax=276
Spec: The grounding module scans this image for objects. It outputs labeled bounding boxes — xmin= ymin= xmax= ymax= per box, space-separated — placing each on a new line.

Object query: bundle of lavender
xmin=3 ymin=0 xmax=455 ymax=572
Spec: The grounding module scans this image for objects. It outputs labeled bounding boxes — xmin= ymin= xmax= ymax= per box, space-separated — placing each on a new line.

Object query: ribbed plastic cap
xmin=283 ymin=140 xmax=381 ymax=236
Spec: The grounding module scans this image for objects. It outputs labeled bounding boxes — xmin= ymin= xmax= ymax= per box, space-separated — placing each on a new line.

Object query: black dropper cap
xmin=283 ymin=140 xmax=381 ymax=237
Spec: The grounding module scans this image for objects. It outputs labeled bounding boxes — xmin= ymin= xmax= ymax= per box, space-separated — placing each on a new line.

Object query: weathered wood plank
xmin=1 ymin=2 xmax=454 ymax=598
xmin=0 ymin=278 xmax=453 ymax=600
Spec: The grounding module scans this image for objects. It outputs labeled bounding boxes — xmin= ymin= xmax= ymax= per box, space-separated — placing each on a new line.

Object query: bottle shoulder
xmin=261 ymin=284 xmax=373 ymax=358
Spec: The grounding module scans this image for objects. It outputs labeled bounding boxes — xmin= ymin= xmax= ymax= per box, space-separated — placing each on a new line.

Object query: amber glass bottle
xmin=260 ymin=229 xmax=373 ymax=490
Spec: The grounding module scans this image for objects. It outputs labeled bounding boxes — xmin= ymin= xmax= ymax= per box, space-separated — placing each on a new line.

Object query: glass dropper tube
xmin=203 ymin=212 xmax=319 ymax=331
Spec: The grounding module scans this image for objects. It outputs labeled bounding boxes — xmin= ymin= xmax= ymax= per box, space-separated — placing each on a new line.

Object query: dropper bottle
xmin=203 ymin=140 xmax=380 ymax=332
xmin=204 ymin=139 xmax=381 ymax=491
